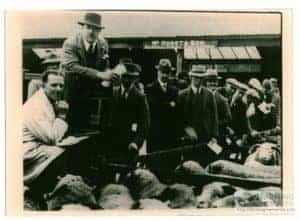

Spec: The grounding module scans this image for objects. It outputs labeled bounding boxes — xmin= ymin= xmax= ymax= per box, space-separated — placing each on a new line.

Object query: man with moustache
xmin=61 ymin=12 xmax=118 ymax=133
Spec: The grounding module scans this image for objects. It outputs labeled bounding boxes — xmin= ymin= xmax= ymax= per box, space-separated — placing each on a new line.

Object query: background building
xmin=22 ymin=11 xmax=282 ymax=101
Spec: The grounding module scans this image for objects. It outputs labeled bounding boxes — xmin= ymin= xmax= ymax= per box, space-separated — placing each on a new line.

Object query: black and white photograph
xmin=5 ymin=9 xmax=293 ymax=214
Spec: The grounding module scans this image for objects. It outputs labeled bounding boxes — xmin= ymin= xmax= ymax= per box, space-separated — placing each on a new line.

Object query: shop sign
xmin=144 ymin=40 xmax=217 ymax=49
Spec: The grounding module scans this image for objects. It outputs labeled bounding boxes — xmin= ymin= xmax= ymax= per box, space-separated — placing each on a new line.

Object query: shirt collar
xmin=158 ymin=78 xmax=167 ymax=90
xmin=191 ymin=84 xmax=202 ymax=94
xmin=83 ymin=38 xmax=97 ymax=52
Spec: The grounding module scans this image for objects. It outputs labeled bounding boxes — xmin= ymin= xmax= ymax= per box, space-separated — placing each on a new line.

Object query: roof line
xmin=22 ymin=34 xmax=281 ymax=43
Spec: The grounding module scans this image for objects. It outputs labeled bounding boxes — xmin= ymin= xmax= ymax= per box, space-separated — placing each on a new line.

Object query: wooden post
xmin=176 ymin=49 xmax=184 ymax=75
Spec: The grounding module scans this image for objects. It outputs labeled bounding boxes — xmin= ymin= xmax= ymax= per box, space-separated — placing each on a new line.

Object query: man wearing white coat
xmin=23 ymin=69 xmax=69 ymax=191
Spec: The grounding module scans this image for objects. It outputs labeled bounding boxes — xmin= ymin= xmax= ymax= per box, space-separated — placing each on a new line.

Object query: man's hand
xmin=184 ymin=127 xmax=198 ymax=142
xmin=55 ymin=100 xmax=69 ymax=120
xmin=128 ymin=142 xmax=138 ymax=151
xmin=57 ymin=135 xmax=89 ymax=147
xmin=209 ymin=137 xmax=218 ymax=144
xmin=97 ymin=70 xmax=119 ymax=82
xmin=112 ymin=64 xmax=127 ymax=76
xmin=250 ymin=130 xmax=260 ymax=138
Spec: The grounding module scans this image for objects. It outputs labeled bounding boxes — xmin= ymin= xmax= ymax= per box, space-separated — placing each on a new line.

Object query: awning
xmin=184 ymin=46 xmax=261 ymax=60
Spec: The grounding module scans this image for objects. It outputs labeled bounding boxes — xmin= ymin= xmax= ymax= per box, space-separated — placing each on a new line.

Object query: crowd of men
xmin=22 ymin=13 xmax=281 ymax=196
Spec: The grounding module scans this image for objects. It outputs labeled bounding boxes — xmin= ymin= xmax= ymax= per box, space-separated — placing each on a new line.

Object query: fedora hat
xmin=188 ymin=65 xmax=208 ymax=77
xmin=155 ymin=59 xmax=175 ymax=73
xmin=78 ymin=13 xmax=104 ymax=30
xmin=205 ymin=68 xmax=222 ymax=79
xmin=248 ymin=78 xmax=264 ymax=93
xmin=122 ymin=63 xmax=141 ymax=77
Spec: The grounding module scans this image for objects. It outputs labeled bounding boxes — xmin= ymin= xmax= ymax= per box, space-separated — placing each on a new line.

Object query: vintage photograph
xmin=8 ymin=10 xmax=289 ymax=212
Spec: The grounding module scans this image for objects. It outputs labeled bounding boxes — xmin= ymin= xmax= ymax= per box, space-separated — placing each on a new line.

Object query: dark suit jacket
xmin=214 ymin=91 xmax=232 ymax=129
xmin=176 ymin=86 xmax=219 ymax=141
xmin=230 ymin=97 xmax=250 ymax=136
xmin=107 ymin=86 xmax=150 ymax=153
xmin=145 ymin=81 xmax=179 ymax=151
xmin=61 ymin=33 xmax=110 ymax=100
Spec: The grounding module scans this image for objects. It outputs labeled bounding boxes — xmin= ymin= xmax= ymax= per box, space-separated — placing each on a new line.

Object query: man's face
xmin=157 ymin=70 xmax=169 ymax=83
xmin=206 ymin=79 xmax=218 ymax=91
xmin=191 ymin=76 xmax=202 ymax=88
xmin=271 ymin=81 xmax=278 ymax=90
xmin=82 ymin=24 xmax=100 ymax=43
xmin=43 ymin=74 xmax=64 ymax=102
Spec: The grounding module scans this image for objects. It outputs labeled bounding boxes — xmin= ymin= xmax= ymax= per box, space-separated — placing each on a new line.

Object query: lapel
xmin=76 ymin=34 xmax=87 ymax=66
xmin=95 ymin=38 xmax=104 ymax=62
xmin=183 ymin=87 xmax=194 ymax=116
xmin=113 ymin=86 xmax=122 ymax=105
xmin=198 ymin=87 xmax=206 ymax=114
xmin=153 ymin=80 xmax=166 ymax=98
xmin=76 ymin=34 xmax=107 ymax=68
xmin=125 ymin=85 xmax=137 ymax=103
xmin=39 ymin=89 xmax=56 ymax=122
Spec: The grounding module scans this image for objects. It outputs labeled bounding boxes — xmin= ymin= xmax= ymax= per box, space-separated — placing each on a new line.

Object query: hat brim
xmin=188 ymin=72 xmax=209 ymax=78
xmin=155 ymin=65 xmax=175 ymax=71
xmin=249 ymin=85 xmax=265 ymax=93
xmin=122 ymin=72 xmax=140 ymax=77
xmin=78 ymin=21 xmax=105 ymax=30
xmin=206 ymin=75 xmax=222 ymax=80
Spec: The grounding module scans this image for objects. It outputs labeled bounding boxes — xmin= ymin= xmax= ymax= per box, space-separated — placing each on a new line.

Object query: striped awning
xmin=184 ymin=46 xmax=261 ymax=60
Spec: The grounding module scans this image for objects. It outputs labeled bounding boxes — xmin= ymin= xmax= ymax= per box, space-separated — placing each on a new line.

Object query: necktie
xmin=87 ymin=43 xmax=93 ymax=54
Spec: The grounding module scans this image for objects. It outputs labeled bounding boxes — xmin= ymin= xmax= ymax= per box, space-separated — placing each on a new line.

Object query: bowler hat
xmin=188 ymin=65 xmax=208 ymax=77
xmin=155 ymin=59 xmax=175 ymax=73
xmin=78 ymin=13 xmax=104 ymax=30
xmin=122 ymin=63 xmax=141 ymax=77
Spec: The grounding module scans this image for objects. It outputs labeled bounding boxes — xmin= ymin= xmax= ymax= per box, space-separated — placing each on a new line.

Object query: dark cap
xmin=155 ymin=59 xmax=175 ymax=73
xmin=123 ymin=63 xmax=142 ymax=77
